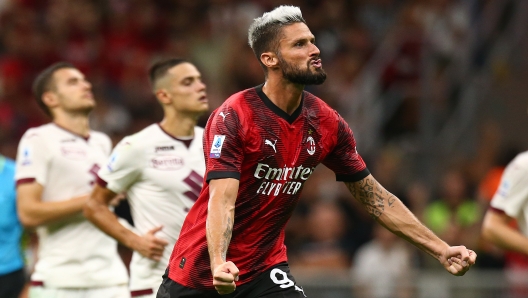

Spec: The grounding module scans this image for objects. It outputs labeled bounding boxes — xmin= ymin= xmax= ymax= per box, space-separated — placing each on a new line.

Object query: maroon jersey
xmin=167 ymin=85 xmax=369 ymax=289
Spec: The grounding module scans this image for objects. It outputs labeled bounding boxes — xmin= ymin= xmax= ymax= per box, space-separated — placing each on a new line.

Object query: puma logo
xmin=265 ymin=139 xmax=277 ymax=153
xmin=219 ymin=112 xmax=230 ymax=121
xmin=295 ymin=285 xmax=307 ymax=297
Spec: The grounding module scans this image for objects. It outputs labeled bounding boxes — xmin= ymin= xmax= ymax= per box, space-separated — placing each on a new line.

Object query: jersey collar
xmin=52 ymin=122 xmax=90 ymax=141
xmin=255 ymin=84 xmax=303 ymax=125
xmin=157 ymin=124 xmax=193 ymax=148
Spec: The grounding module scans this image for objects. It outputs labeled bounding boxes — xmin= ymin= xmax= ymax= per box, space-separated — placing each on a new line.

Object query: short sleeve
xmin=97 ymin=137 xmax=142 ymax=194
xmin=15 ymin=130 xmax=50 ymax=186
xmin=322 ymin=112 xmax=370 ymax=182
xmin=490 ymin=156 xmax=528 ymax=219
xmin=205 ymin=107 xmax=245 ymax=182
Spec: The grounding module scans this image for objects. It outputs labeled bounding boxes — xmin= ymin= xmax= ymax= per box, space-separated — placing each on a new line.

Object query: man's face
xmin=51 ymin=68 xmax=95 ymax=114
xmin=276 ymin=22 xmax=327 ymax=85
xmin=163 ymin=63 xmax=208 ymax=115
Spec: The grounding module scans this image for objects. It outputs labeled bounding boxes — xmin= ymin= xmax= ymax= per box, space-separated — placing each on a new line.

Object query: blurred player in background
xmin=84 ymin=58 xmax=209 ymax=298
xmin=159 ymin=5 xmax=477 ymax=298
xmin=482 ymin=150 xmax=528 ymax=256
xmin=0 ymin=153 xmax=25 ymax=298
xmin=15 ymin=62 xmax=129 ymax=298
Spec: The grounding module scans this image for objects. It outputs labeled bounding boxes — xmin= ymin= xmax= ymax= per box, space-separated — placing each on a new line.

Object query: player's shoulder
xmin=303 ymin=90 xmax=343 ymax=126
xmin=510 ymin=151 xmax=528 ymax=169
xmin=194 ymin=125 xmax=205 ymax=137
xmin=220 ymin=87 xmax=256 ymax=111
xmin=303 ymin=90 xmax=339 ymax=116
xmin=130 ymin=123 xmax=161 ymax=139
xmin=90 ymin=129 xmax=111 ymax=142
xmin=113 ymin=124 xmax=159 ymax=151
xmin=21 ymin=123 xmax=53 ymax=139
xmin=19 ymin=124 xmax=57 ymax=146
xmin=89 ymin=129 xmax=112 ymax=145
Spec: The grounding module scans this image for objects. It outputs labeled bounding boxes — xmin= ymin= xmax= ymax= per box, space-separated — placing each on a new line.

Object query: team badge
xmin=210 ymin=135 xmax=225 ymax=158
xmin=107 ymin=153 xmax=118 ymax=172
xmin=21 ymin=146 xmax=32 ymax=166
xmin=306 ymin=136 xmax=316 ymax=155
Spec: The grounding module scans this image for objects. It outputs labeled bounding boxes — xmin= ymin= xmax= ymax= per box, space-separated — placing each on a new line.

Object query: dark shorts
xmin=0 ymin=268 xmax=26 ymax=298
xmin=157 ymin=263 xmax=307 ymax=298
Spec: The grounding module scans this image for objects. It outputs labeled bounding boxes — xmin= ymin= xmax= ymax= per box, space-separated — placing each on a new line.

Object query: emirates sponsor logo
xmin=253 ymin=163 xmax=315 ymax=196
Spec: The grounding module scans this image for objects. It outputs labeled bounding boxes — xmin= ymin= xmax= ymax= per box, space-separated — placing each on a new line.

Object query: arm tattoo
xmin=345 ymin=177 xmax=394 ymax=219
xmin=221 ymin=216 xmax=233 ymax=261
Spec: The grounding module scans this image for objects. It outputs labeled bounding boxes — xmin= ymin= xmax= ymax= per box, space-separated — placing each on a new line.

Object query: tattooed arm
xmin=207 ymin=178 xmax=240 ymax=294
xmin=345 ymin=174 xmax=477 ymax=276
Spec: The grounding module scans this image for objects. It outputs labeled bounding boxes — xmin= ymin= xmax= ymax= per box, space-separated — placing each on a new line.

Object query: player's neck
xmin=52 ymin=113 xmax=90 ymax=138
xmin=262 ymin=79 xmax=303 ymax=115
xmin=159 ymin=113 xmax=196 ymax=138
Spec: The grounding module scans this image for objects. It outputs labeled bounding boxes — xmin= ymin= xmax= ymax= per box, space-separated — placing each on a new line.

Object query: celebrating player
xmin=15 ymin=62 xmax=129 ymax=297
xmin=158 ymin=6 xmax=477 ymax=298
xmin=482 ymin=151 xmax=528 ymax=255
xmin=84 ymin=58 xmax=209 ymax=298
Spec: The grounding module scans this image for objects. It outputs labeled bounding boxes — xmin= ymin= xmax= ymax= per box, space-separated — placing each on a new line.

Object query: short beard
xmin=278 ymin=53 xmax=327 ymax=85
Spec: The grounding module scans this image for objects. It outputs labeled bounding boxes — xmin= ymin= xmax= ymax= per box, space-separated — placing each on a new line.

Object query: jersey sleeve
xmin=322 ymin=112 xmax=370 ymax=182
xmin=205 ymin=107 xmax=245 ymax=182
xmin=14 ymin=130 xmax=50 ymax=186
xmin=490 ymin=156 xmax=528 ymax=219
xmin=97 ymin=137 xmax=142 ymax=194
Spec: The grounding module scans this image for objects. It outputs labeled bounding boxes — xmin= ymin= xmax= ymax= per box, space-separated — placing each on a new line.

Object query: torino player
xmin=84 ymin=58 xmax=209 ymax=298
xmin=482 ymin=151 xmax=528 ymax=256
xmin=158 ymin=6 xmax=477 ymax=298
xmin=15 ymin=62 xmax=129 ymax=298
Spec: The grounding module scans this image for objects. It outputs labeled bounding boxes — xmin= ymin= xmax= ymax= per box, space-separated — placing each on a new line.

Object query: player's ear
xmin=261 ymin=52 xmax=279 ymax=69
xmin=42 ymin=91 xmax=59 ymax=109
xmin=155 ymin=89 xmax=171 ymax=105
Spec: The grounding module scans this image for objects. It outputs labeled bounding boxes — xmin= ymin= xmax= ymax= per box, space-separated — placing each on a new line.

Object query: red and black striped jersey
xmin=168 ymin=84 xmax=369 ymax=289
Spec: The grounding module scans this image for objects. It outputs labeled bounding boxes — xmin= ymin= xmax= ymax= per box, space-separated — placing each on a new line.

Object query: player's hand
xmin=212 ymin=261 xmax=239 ymax=295
xmin=439 ymin=245 xmax=477 ymax=276
xmin=134 ymin=226 xmax=169 ymax=261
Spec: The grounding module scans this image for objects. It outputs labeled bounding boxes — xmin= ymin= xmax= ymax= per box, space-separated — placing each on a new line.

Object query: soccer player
xmin=0 ymin=154 xmax=25 ymax=298
xmin=158 ymin=6 xmax=477 ymax=298
xmin=482 ymin=151 xmax=528 ymax=256
xmin=15 ymin=62 xmax=129 ymax=298
xmin=84 ymin=58 xmax=209 ymax=298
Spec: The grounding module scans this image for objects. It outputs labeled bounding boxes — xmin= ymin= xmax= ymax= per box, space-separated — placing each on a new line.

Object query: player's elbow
xmin=18 ymin=210 xmax=42 ymax=229
xmin=481 ymin=213 xmax=497 ymax=243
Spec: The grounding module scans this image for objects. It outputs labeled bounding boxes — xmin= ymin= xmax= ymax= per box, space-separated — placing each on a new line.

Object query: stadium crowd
xmin=0 ymin=0 xmax=525 ymax=297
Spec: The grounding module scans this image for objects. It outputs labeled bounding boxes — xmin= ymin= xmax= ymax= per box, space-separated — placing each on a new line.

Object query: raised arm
xmin=17 ymin=181 xmax=87 ymax=228
xmin=345 ymin=174 xmax=476 ymax=276
xmin=207 ymin=178 xmax=240 ymax=295
xmin=84 ymin=184 xmax=168 ymax=261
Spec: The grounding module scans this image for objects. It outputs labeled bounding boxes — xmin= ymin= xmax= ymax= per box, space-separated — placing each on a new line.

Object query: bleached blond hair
xmin=247 ymin=6 xmax=306 ymax=72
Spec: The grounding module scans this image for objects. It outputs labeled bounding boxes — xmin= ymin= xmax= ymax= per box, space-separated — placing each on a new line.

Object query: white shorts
xmin=29 ymin=284 xmax=130 ymax=298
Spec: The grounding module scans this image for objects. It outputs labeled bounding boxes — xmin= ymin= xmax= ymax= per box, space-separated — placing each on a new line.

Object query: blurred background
xmin=1 ymin=0 xmax=528 ymax=297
